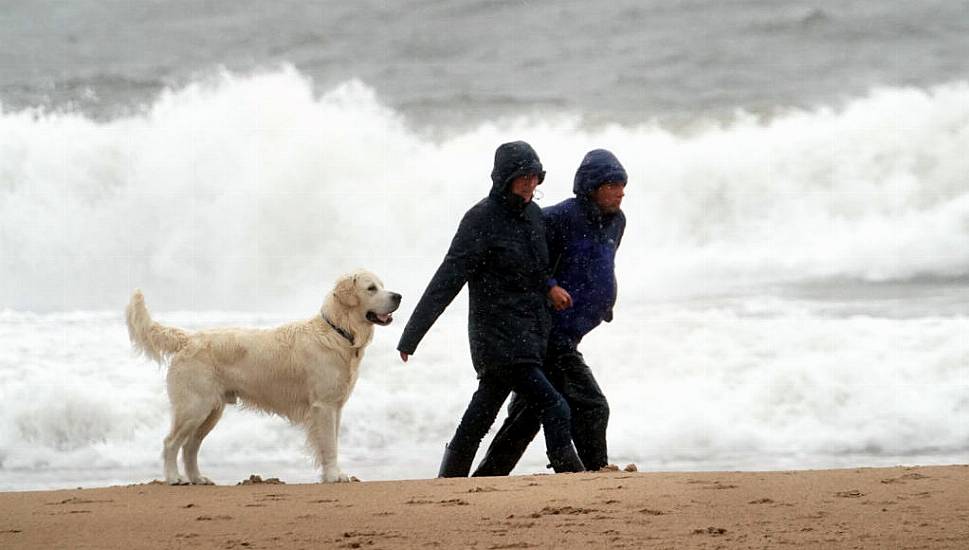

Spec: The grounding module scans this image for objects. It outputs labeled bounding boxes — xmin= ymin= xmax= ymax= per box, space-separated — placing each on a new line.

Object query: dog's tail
xmin=125 ymin=290 xmax=189 ymax=364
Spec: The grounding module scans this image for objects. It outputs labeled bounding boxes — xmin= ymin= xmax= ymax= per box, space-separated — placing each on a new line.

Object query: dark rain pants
xmin=472 ymin=351 xmax=609 ymax=476
xmin=447 ymin=363 xmax=575 ymax=464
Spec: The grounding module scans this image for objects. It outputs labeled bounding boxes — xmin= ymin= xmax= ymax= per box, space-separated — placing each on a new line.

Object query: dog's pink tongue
xmin=377 ymin=313 xmax=392 ymax=323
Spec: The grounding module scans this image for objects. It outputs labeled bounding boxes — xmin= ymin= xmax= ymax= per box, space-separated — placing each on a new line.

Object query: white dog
xmin=125 ymin=270 xmax=401 ymax=484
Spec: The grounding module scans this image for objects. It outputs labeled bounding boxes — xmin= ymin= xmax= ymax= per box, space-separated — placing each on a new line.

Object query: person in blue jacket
xmin=398 ymin=141 xmax=585 ymax=477
xmin=472 ymin=148 xmax=627 ymax=475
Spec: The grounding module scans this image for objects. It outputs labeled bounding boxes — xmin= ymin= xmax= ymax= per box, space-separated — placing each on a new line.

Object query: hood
xmin=490 ymin=141 xmax=545 ymax=197
xmin=572 ymin=149 xmax=627 ymax=196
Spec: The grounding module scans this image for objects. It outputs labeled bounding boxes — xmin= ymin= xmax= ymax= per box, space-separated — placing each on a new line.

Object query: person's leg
xmin=439 ymin=375 xmax=511 ymax=477
xmin=558 ymin=351 xmax=610 ymax=470
xmin=472 ymin=360 xmax=570 ymax=476
xmin=471 ymin=392 xmax=541 ymax=477
xmin=505 ymin=364 xmax=584 ymax=473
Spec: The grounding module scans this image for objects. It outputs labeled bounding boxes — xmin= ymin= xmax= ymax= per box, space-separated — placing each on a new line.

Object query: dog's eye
xmin=368 ymin=285 xmax=377 ymax=292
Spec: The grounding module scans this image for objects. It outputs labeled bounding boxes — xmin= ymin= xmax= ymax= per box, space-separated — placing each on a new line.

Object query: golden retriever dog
xmin=125 ymin=270 xmax=401 ymax=485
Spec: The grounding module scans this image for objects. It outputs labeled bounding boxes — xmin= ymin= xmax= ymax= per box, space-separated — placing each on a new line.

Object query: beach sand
xmin=2 ymin=465 xmax=968 ymax=549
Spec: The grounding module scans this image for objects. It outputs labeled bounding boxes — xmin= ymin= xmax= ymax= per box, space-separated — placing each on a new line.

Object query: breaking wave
xmin=1 ymin=66 xmax=968 ymax=311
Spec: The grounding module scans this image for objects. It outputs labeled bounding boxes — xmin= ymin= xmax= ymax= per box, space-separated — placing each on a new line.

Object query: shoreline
xmin=2 ymin=464 xmax=968 ymax=549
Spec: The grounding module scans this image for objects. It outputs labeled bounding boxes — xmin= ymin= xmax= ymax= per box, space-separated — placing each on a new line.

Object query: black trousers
xmin=472 ymin=351 xmax=609 ymax=476
xmin=448 ymin=363 xmax=575 ymax=460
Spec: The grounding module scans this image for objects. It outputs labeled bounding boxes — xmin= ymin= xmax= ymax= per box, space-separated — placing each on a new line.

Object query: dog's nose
xmin=391 ymin=292 xmax=402 ymax=305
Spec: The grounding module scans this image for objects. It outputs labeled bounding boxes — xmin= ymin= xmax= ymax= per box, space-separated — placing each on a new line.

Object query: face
xmin=592 ymin=181 xmax=625 ymax=214
xmin=509 ymin=173 xmax=542 ymax=203
xmin=338 ymin=271 xmax=402 ymax=326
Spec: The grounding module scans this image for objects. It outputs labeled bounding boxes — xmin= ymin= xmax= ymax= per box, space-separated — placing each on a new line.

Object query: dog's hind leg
xmin=163 ymin=367 xmax=218 ymax=485
xmin=307 ymin=401 xmax=349 ymax=483
xmin=163 ymin=411 xmax=204 ymax=485
xmin=182 ymin=404 xmax=224 ymax=485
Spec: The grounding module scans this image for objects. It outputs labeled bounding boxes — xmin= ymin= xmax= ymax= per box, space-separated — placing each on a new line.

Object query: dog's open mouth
xmin=366 ymin=311 xmax=393 ymax=325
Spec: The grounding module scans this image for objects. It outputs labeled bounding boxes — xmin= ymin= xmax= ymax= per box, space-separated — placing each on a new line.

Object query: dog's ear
xmin=333 ymin=274 xmax=359 ymax=308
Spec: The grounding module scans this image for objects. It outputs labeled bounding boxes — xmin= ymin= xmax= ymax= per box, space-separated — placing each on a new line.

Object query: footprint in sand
xmin=340 ymin=530 xmax=390 ymax=549
xmin=532 ymin=506 xmax=597 ymax=517
xmin=502 ymin=520 xmax=536 ymax=529
xmin=882 ymin=473 xmax=930 ymax=485
xmin=692 ymin=527 xmax=727 ymax=536
xmin=46 ymin=497 xmax=113 ymax=505
xmin=698 ymin=482 xmax=738 ymax=490
xmin=196 ymin=515 xmax=233 ymax=521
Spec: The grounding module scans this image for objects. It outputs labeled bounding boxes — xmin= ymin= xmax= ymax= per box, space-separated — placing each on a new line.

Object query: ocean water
xmin=1 ymin=1 xmax=968 ymax=490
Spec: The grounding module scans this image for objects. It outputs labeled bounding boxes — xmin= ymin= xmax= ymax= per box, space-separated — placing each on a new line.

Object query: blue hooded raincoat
xmin=544 ymin=149 xmax=627 ymax=353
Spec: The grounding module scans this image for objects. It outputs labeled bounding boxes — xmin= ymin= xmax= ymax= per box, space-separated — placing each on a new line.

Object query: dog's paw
xmin=166 ymin=475 xmax=191 ymax=486
xmin=322 ymin=470 xmax=350 ymax=483
xmin=190 ymin=476 xmax=215 ymax=486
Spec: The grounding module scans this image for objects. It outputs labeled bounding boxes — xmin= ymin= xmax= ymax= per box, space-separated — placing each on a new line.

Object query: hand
xmin=547 ymin=285 xmax=573 ymax=311
xmin=399 ymin=351 xmax=409 ymax=363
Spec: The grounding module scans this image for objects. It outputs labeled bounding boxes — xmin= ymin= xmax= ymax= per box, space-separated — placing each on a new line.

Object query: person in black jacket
xmin=472 ymin=149 xmax=627 ymax=476
xmin=397 ymin=141 xmax=585 ymax=477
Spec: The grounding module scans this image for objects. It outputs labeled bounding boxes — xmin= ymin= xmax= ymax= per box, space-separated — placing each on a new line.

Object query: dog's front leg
xmin=308 ymin=401 xmax=350 ymax=483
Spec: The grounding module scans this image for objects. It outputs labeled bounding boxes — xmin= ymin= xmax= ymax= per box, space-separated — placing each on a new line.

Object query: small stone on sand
xmin=237 ymin=475 xmax=285 ymax=486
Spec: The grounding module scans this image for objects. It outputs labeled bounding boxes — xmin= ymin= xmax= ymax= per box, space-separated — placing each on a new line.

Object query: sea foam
xmin=1 ymin=307 xmax=966 ymax=490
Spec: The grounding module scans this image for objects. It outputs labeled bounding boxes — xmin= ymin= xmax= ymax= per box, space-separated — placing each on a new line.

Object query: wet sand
xmin=2 ymin=465 xmax=968 ymax=549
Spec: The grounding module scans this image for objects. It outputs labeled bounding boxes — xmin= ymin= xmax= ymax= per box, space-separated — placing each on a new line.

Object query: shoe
xmin=546 ymin=445 xmax=585 ymax=473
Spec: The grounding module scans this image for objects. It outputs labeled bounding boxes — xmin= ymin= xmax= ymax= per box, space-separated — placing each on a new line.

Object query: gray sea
xmin=4 ymin=0 xmax=969 ymax=126
xmin=1 ymin=1 xmax=967 ymax=490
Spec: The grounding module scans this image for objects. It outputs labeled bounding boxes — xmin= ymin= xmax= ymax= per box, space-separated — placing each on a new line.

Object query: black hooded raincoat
xmin=397 ymin=142 xmax=552 ymax=376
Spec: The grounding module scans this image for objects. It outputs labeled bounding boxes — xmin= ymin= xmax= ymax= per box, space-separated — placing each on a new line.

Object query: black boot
xmin=437 ymin=443 xmax=475 ymax=478
xmin=546 ymin=445 xmax=585 ymax=473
